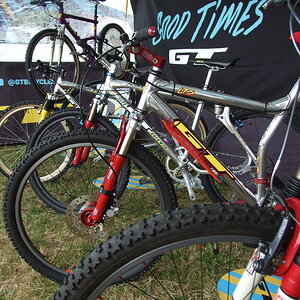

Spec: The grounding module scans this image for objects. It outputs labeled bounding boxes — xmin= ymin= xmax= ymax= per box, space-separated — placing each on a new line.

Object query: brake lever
xmin=28 ymin=60 xmax=65 ymax=76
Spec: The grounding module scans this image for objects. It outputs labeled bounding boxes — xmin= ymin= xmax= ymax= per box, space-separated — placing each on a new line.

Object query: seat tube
xmin=256 ymin=113 xmax=285 ymax=202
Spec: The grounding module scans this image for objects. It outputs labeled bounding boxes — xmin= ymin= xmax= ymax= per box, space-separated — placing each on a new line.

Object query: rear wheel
xmin=202 ymin=111 xmax=300 ymax=203
xmin=98 ymin=23 xmax=129 ymax=78
xmin=0 ymin=100 xmax=43 ymax=177
xmin=27 ymin=107 xmax=119 ymax=149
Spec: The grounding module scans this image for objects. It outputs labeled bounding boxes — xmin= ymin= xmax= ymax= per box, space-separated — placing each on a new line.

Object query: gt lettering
xmin=169 ymin=48 xmax=228 ymax=65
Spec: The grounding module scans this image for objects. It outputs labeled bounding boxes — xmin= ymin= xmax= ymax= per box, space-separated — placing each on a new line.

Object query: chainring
xmin=165 ymin=146 xmax=203 ymax=188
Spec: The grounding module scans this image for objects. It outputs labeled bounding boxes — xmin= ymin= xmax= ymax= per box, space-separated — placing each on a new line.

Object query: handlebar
xmin=120 ymin=27 xmax=165 ymax=69
xmin=30 ymin=0 xmax=42 ymax=4
xmin=29 ymin=60 xmax=65 ymax=76
xmin=120 ymin=26 xmax=158 ymax=52
xmin=132 ymin=27 xmax=158 ymax=45
xmin=31 ymin=0 xmax=106 ymax=5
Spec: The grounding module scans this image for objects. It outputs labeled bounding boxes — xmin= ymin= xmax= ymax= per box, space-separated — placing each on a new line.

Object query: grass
xmin=0 ymin=151 xmax=249 ymax=299
xmin=0 ymin=165 xmax=212 ymax=299
xmin=0 ymin=174 xmax=59 ymax=300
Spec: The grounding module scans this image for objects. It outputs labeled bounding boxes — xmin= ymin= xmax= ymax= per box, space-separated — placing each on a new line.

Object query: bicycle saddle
xmin=190 ymin=58 xmax=239 ymax=69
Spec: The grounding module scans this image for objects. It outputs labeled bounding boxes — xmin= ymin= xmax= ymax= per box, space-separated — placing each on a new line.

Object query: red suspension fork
xmin=274 ymin=198 xmax=300 ymax=299
xmin=276 ymin=253 xmax=300 ymax=299
xmin=89 ymin=116 xmax=127 ymax=223
xmin=72 ymin=94 xmax=106 ymax=166
xmin=72 ymin=118 xmax=99 ymax=166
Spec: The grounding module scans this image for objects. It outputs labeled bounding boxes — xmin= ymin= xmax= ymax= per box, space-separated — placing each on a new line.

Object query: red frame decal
xmin=162 ymin=119 xmax=234 ymax=181
xmin=130 ymin=46 xmax=166 ymax=69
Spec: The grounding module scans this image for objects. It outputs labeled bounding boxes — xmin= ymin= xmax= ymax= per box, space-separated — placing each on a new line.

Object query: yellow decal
xmin=21 ymin=108 xmax=42 ymax=124
xmin=176 ymin=88 xmax=195 ymax=96
xmin=20 ymin=104 xmax=73 ymax=124
xmin=0 ymin=106 xmax=9 ymax=111
xmin=218 ymin=268 xmax=280 ymax=299
xmin=174 ymin=120 xmax=234 ymax=178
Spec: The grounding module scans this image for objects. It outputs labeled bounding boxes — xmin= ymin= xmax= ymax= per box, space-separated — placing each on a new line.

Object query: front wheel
xmin=26 ymin=109 xmax=125 ymax=212
xmin=54 ymin=204 xmax=282 ymax=299
xmin=4 ymin=128 xmax=177 ymax=283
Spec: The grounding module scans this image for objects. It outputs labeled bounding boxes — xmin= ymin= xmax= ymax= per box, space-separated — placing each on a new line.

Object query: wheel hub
xmin=65 ymin=195 xmax=109 ymax=240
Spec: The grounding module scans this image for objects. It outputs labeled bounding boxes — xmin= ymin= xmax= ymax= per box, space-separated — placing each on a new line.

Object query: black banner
xmin=0 ymin=62 xmax=105 ymax=109
xmin=0 ymin=62 xmax=41 ymax=109
xmin=131 ymin=0 xmax=299 ymax=101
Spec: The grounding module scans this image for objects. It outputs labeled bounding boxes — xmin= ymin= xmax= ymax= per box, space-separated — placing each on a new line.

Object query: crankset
xmin=165 ymin=146 xmax=203 ymax=188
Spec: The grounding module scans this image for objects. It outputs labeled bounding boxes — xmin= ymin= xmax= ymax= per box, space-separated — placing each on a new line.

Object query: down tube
xmin=172 ymin=120 xmax=257 ymax=204
xmin=147 ymin=93 xmax=257 ymax=204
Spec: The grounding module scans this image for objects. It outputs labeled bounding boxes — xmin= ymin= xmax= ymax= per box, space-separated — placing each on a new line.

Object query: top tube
xmin=119 ymin=26 xmax=300 ymax=114
xmin=153 ymin=76 xmax=300 ymax=113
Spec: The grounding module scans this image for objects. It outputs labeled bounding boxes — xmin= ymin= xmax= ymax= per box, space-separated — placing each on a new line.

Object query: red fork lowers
xmin=276 ymin=254 xmax=300 ymax=299
xmin=72 ymin=119 xmax=99 ymax=166
xmin=88 ymin=153 xmax=127 ymax=223
xmin=274 ymin=197 xmax=300 ymax=300
xmin=88 ymin=116 xmax=127 ymax=224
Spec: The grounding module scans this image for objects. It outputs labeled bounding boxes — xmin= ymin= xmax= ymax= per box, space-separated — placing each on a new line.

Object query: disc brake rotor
xmin=65 ymin=195 xmax=109 ymax=240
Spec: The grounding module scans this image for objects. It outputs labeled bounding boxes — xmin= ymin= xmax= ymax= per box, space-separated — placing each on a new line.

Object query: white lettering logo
xmin=169 ymin=48 xmax=228 ymax=65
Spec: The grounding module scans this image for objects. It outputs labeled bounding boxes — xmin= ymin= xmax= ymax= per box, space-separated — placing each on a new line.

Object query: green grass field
xmin=0 ymin=162 xmax=251 ymax=299
xmin=0 ymin=174 xmax=59 ymax=300
xmin=0 ymin=170 xmax=211 ymax=299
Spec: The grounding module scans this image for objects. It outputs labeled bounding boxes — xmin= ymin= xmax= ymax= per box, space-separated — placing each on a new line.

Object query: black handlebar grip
xmin=133 ymin=27 xmax=158 ymax=44
xmin=120 ymin=33 xmax=129 ymax=44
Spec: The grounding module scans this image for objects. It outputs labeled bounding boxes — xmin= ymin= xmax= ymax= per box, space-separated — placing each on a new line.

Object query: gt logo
xmin=169 ymin=48 xmax=228 ymax=65
xmin=176 ymin=88 xmax=195 ymax=96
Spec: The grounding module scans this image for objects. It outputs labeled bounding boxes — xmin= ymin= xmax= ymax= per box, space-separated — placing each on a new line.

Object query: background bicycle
xmin=25 ymin=0 xmax=129 ymax=98
xmin=0 ymin=0 xmax=131 ymax=178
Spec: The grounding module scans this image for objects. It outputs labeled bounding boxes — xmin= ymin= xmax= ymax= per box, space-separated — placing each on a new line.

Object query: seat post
xmin=203 ymin=67 xmax=218 ymax=90
xmin=202 ymin=67 xmax=223 ymax=114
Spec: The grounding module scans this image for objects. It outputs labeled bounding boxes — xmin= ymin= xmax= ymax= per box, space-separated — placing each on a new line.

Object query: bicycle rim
xmin=0 ymin=101 xmax=43 ymax=177
xmin=203 ymin=112 xmax=300 ymax=203
xmin=25 ymin=29 xmax=80 ymax=98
